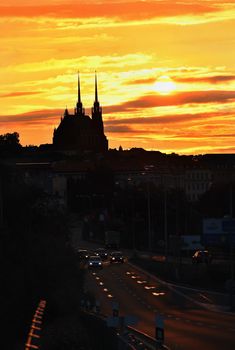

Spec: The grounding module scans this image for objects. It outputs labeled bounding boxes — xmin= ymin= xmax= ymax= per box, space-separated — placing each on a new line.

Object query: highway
xmin=84 ymin=259 xmax=235 ymax=350
xmin=70 ymin=221 xmax=235 ymax=350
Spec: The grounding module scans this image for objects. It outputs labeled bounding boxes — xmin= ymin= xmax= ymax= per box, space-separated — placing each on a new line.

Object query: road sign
xmin=106 ymin=315 xmax=138 ymax=328
xmin=203 ymin=219 xmax=222 ymax=234
xmin=155 ymin=315 xmax=164 ymax=345
xmin=124 ymin=315 xmax=138 ymax=326
xmin=106 ymin=316 xmax=119 ymax=328
xmin=95 ymin=300 xmax=100 ymax=314
xmin=222 ymin=219 xmax=235 ymax=233
xmin=112 ymin=301 xmax=119 ymax=317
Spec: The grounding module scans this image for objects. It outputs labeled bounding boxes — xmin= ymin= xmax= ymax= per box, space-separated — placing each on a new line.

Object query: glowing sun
xmin=154 ymin=76 xmax=176 ymax=95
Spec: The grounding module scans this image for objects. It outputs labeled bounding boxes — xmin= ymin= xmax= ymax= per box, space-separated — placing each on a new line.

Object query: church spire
xmin=95 ymin=71 xmax=98 ymax=104
xmin=92 ymin=71 xmax=103 ymax=133
xmin=78 ymin=71 xmax=81 ymax=103
xmin=76 ymin=71 xmax=84 ymax=116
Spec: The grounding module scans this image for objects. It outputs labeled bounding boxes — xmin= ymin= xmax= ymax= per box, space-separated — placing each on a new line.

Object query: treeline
xmin=0 ymin=132 xmax=22 ymax=155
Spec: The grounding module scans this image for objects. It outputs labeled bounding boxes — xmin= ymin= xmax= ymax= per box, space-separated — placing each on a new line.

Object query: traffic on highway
xmin=73 ymin=232 xmax=235 ymax=350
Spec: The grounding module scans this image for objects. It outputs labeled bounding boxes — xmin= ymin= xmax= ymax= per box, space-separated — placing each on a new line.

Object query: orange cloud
xmin=104 ymin=90 xmax=235 ymax=113
xmin=173 ymin=75 xmax=235 ymax=84
xmin=0 ymin=109 xmax=62 ymax=125
xmin=0 ymin=91 xmax=42 ymax=98
xmin=126 ymin=77 xmax=157 ymax=85
xmin=105 ymin=110 xmax=235 ymax=127
xmin=0 ymin=2 xmax=218 ymax=20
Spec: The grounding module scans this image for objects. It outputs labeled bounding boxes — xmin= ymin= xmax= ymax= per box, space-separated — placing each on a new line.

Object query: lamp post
xmin=127 ymin=178 xmax=137 ymax=251
xmin=147 ymin=180 xmax=151 ymax=252
xmin=143 ymin=165 xmax=154 ymax=252
xmin=229 ymin=186 xmax=234 ymax=310
xmin=164 ymin=185 xmax=168 ymax=261
xmin=0 ymin=175 xmax=3 ymax=228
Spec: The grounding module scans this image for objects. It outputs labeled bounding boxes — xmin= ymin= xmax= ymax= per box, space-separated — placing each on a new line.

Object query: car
xmin=192 ymin=250 xmax=212 ymax=264
xmin=77 ymin=249 xmax=90 ymax=261
xmin=87 ymin=256 xmax=103 ymax=269
xmin=94 ymin=248 xmax=109 ymax=260
xmin=110 ymin=251 xmax=124 ymax=263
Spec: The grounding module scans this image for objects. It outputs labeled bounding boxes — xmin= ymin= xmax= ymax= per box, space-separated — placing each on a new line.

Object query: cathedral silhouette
xmin=53 ymin=73 xmax=108 ymax=153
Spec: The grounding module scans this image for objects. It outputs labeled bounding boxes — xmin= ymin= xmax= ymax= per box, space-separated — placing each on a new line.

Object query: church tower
xmin=92 ymin=72 xmax=104 ymax=133
xmin=53 ymin=72 xmax=108 ymax=153
xmin=75 ymin=71 xmax=85 ymax=116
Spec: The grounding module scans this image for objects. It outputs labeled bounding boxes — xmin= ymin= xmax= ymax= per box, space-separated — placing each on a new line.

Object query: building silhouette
xmin=53 ymin=73 xmax=108 ymax=153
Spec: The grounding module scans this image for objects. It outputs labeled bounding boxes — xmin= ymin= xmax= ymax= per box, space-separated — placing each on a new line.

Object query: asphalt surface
xmin=84 ymin=261 xmax=235 ymax=350
xmin=71 ymin=220 xmax=235 ymax=350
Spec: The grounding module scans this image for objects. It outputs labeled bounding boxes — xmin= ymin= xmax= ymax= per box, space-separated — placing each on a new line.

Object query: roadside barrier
xmin=80 ymin=297 xmax=171 ymax=350
xmin=25 ymin=299 xmax=46 ymax=350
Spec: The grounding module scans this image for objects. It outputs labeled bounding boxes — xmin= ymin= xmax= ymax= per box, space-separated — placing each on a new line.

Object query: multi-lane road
xmin=82 ymin=254 xmax=235 ymax=350
xmin=71 ymin=222 xmax=235 ymax=350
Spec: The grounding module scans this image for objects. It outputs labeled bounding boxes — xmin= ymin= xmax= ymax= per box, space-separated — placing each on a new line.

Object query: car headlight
xmin=89 ymin=262 xmax=93 ymax=265
xmin=112 ymin=257 xmax=115 ymax=260
xmin=99 ymin=262 xmax=102 ymax=265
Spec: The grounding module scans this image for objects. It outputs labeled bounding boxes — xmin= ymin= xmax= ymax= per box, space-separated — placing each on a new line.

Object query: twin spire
xmin=76 ymin=71 xmax=99 ymax=116
xmin=78 ymin=71 xmax=81 ymax=104
xmin=95 ymin=71 xmax=98 ymax=104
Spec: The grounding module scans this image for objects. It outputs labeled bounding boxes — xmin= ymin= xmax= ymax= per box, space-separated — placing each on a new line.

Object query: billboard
xmin=203 ymin=218 xmax=235 ymax=245
xmin=203 ymin=219 xmax=222 ymax=234
xmin=203 ymin=218 xmax=235 ymax=234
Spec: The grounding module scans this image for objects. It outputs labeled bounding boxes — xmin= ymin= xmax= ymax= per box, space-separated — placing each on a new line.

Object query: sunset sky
xmin=0 ymin=0 xmax=235 ymax=154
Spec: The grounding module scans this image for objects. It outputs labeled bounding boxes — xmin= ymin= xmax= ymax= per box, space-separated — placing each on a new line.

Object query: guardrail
xmin=25 ymin=300 xmax=46 ymax=350
xmin=80 ymin=301 xmax=171 ymax=350
xmin=126 ymin=326 xmax=170 ymax=350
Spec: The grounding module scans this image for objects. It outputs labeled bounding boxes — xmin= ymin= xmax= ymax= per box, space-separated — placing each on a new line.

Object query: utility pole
xmin=229 ymin=185 xmax=234 ymax=310
xmin=131 ymin=195 xmax=136 ymax=251
xmin=143 ymin=165 xmax=154 ymax=252
xmin=0 ymin=175 xmax=3 ymax=229
xmin=147 ymin=180 xmax=151 ymax=252
xmin=164 ymin=186 xmax=168 ymax=260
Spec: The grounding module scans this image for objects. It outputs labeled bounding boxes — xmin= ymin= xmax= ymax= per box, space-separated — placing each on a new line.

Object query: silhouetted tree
xmin=0 ymin=131 xmax=22 ymax=154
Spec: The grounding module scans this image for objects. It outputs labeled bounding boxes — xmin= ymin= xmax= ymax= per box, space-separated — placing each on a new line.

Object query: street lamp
xmin=143 ymin=165 xmax=154 ymax=252
xmin=229 ymin=186 xmax=234 ymax=310
xmin=164 ymin=185 xmax=168 ymax=260
xmin=147 ymin=180 xmax=151 ymax=252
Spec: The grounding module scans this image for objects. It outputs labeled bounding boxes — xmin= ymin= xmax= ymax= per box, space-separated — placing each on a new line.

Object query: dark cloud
xmin=105 ymin=125 xmax=133 ymax=133
xmin=103 ymin=90 xmax=235 ymax=114
xmin=173 ymin=75 xmax=235 ymax=84
xmin=0 ymin=91 xmax=43 ymax=98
